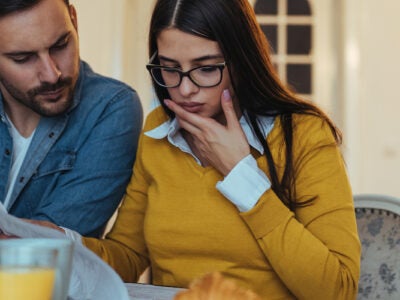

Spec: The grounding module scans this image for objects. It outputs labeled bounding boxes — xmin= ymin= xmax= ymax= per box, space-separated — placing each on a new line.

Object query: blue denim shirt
xmin=0 ymin=61 xmax=143 ymax=237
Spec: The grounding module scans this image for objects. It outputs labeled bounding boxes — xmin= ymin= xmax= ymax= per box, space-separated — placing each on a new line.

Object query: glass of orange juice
xmin=0 ymin=239 xmax=58 ymax=300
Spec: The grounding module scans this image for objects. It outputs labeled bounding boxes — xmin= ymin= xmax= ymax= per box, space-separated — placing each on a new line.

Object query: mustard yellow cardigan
xmin=84 ymin=107 xmax=360 ymax=300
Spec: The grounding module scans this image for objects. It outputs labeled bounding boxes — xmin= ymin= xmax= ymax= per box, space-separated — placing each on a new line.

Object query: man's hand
xmin=0 ymin=219 xmax=64 ymax=239
xmin=22 ymin=219 xmax=65 ymax=233
xmin=165 ymin=89 xmax=250 ymax=176
xmin=0 ymin=232 xmax=18 ymax=239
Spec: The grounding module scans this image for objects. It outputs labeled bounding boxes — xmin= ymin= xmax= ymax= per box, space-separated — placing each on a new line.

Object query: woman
xmin=84 ymin=0 xmax=361 ymax=299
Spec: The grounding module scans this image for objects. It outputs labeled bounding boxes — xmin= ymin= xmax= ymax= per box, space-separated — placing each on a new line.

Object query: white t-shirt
xmin=3 ymin=116 xmax=34 ymax=210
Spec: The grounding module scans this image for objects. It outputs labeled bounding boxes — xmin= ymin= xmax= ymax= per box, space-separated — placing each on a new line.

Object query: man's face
xmin=0 ymin=0 xmax=80 ymax=117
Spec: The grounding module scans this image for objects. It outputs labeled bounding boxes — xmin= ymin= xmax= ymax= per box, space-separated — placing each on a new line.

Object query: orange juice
xmin=0 ymin=266 xmax=55 ymax=300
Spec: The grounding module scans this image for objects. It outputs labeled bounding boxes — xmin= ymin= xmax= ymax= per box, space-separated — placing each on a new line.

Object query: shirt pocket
xmin=32 ymin=149 xmax=76 ymax=179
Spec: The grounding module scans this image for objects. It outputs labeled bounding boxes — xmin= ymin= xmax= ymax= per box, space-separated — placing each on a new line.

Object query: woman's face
xmin=156 ymin=28 xmax=238 ymax=121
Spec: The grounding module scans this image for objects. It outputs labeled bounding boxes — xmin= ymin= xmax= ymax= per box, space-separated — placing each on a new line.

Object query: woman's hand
xmin=165 ymin=89 xmax=250 ymax=176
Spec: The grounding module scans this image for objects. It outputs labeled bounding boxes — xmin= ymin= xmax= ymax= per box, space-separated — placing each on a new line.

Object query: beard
xmin=0 ymin=76 xmax=75 ymax=117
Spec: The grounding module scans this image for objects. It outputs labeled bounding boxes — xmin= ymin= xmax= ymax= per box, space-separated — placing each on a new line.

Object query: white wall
xmin=342 ymin=0 xmax=400 ymax=197
xmin=71 ymin=0 xmax=155 ymax=115
xmin=71 ymin=0 xmax=400 ymax=198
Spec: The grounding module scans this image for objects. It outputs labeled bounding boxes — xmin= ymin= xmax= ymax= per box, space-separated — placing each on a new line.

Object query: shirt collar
xmin=145 ymin=110 xmax=275 ymax=155
xmin=65 ymin=60 xmax=85 ymax=114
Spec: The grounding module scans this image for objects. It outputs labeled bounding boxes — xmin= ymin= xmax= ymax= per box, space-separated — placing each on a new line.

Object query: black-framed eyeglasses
xmin=146 ymin=52 xmax=226 ymax=88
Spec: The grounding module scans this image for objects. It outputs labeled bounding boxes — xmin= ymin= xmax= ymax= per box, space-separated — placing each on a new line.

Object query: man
xmin=0 ymin=0 xmax=143 ymax=237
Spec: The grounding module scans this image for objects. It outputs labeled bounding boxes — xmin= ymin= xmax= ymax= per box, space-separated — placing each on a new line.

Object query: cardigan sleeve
xmin=82 ymin=107 xmax=170 ymax=282
xmin=82 ymin=129 xmax=151 ymax=282
xmin=240 ymin=115 xmax=361 ymax=300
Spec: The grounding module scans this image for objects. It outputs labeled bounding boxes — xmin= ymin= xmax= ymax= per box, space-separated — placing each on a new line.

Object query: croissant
xmin=174 ymin=272 xmax=261 ymax=300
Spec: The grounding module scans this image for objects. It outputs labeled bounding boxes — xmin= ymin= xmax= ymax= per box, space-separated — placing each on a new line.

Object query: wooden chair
xmin=354 ymin=194 xmax=400 ymax=299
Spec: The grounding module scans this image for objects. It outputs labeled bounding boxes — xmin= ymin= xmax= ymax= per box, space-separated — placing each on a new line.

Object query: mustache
xmin=28 ymin=77 xmax=73 ymax=97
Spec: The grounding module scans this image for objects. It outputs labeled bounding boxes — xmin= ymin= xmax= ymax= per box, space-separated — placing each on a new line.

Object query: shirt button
xmin=5 ymin=149 xmax=11 ymax=155
xmin=49 ymin=132 xmax=55 ymax=138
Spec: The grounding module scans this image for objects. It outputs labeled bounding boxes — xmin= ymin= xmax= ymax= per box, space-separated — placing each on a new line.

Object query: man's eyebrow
xmin=4 ymin=49 xmax=34 ymax=57
xmin=4 ymin=32 xmax=71 ymax=57
xmin=51 ymin=32 xmax=71 ymax=47
xmin=158 ymin=54 xmax=224 ymax=63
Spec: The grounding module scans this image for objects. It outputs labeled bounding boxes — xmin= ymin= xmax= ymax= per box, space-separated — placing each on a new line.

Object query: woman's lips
xmin=179 ymin=102 xmax=204 ymax=113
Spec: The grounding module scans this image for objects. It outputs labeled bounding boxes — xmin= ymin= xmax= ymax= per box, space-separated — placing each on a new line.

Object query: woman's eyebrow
xmin=158 ymin=56 xmax=177 ymax=63
xmin=192 ymin=54 xmax=224 ymax=62
xmin=158 ymin=54 xmax=224 ymax=63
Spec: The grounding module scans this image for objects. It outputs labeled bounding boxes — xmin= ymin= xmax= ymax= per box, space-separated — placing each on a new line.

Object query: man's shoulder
xmin=66 ymin=61 xmax=142 ymax=125
xmin=79 ymin=61 xmax=138 ymax=100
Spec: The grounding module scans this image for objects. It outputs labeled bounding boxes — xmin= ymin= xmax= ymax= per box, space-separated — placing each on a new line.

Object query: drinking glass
xmin=0 ymin=238 xmax=74 ymax=300
xmin=0 ymin=239 xmax=58 ymax=300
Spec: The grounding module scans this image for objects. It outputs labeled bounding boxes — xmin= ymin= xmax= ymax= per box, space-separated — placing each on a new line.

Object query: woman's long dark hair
xmin=148 ymin=0 xmax=341 ymax=211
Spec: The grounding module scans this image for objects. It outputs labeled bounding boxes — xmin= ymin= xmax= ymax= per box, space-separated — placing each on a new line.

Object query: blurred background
xmin=71 ymin=0 xmax=400 ymax=198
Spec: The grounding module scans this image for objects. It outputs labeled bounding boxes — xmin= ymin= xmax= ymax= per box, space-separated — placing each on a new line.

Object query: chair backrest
xmin=354 ymin=194 xmax=400 ymax=300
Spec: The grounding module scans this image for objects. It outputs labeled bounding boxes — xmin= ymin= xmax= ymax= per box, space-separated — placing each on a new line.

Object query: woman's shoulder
xmin=293 ymin=113 xmax=338 ymax=147
xmin=271 ymin=112 xmax=332 ymax=132
xmin=292 ymin=113 xmax=330 ymax=130
xmin=143 ymin=106 xmax=170 ymax=131
xmin=268 ymin=113 xmax=337 ymax=146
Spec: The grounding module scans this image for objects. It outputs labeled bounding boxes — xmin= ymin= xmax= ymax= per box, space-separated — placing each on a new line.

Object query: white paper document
xmin=0 ymin=203 xmax=130 ymax=300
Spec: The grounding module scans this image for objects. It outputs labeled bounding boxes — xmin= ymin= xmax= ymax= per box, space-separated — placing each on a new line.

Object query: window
xmin=255 ymin=0 xmax=313 ymax=98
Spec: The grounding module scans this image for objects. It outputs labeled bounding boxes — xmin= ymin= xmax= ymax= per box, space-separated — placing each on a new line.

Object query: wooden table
xmin=126 ymin=283 xmax=185 ymax=300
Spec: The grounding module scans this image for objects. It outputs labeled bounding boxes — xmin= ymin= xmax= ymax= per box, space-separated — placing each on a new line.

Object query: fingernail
xmin=164 ymin=99 xmax=170 ymax=106
xmin=223 ymin=89 xmax=231 ymax=101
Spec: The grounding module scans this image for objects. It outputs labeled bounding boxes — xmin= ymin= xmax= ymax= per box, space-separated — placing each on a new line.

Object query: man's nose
xmin=38 ymin=54 xmax=61 ymax=84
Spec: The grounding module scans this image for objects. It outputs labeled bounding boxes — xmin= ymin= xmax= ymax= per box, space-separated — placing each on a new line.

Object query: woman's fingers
xmin=221 ymin=89 xmax=240 ymax=130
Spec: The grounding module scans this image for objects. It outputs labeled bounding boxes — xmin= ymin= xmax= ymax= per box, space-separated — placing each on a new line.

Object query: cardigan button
xmin=4 ymin=149 xmax=11 ymax=156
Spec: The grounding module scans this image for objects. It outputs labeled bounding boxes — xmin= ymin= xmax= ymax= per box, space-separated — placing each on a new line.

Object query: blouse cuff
xmin=61 ymin=227 xmax=83 ymax=244
xmin=216 ymin=154 xmax=271 ymax=212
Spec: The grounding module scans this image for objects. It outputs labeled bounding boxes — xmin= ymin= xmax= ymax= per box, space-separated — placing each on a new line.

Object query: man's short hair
xmin=0 ymin=0 xmax=70 ymax=17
